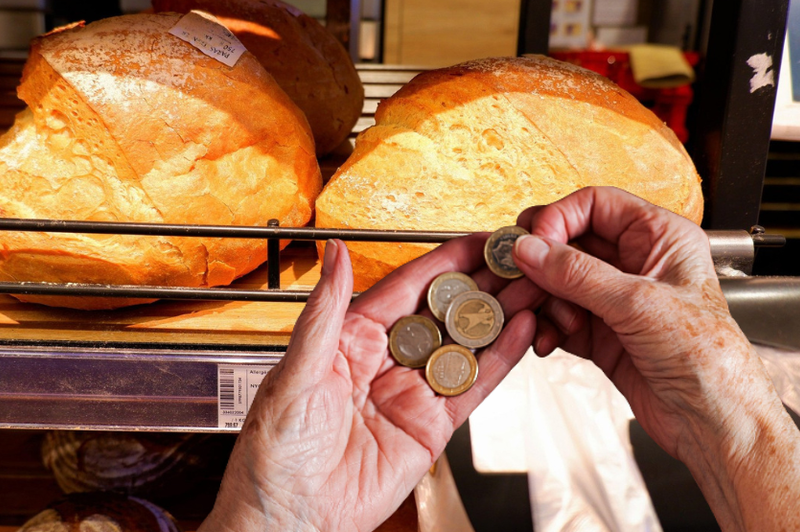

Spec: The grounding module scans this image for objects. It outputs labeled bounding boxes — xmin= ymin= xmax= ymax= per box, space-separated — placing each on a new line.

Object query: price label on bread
xmin=169 ymin=10 xmax=246 ymax=67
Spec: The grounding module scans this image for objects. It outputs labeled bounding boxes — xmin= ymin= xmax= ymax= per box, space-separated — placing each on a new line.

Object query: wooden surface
xmin=0 ymin=245 xmax=322 ymax=347
xmin=383 ymin=0 xmax=519 ymax=66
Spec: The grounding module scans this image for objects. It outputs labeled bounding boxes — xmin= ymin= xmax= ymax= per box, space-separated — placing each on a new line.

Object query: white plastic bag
xmin=524 ymin=350 xmax=662 ymax=532
xmin=415 ymin=453 xmax=476 ymax=532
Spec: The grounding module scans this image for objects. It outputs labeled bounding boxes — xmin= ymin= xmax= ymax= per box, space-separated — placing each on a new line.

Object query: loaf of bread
xmin=315 ymin=56 xmax=704 ymax=291
xmin=17 ymin=493 xmax=181 ymax=532
xmin=0 ymin=13 xmax=321 ymax=310
xmin=153 ymin=0 xmax=364 ymax=156
xmin=42 ymin=431 xmax=227 ymax=497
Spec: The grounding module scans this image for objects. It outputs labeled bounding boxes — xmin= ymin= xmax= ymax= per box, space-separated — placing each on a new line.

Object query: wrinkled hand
xmin=200 ymin=235 xmax=537 ymax=532
xmin=510 ymin=186 xmax=800 ymax=531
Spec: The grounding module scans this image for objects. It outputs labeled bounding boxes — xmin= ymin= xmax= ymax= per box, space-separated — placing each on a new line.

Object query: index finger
xmin=349 ymin=233 xmax=490 ymax=328
xmin=524 ymin=186 xmax=673 ymax=245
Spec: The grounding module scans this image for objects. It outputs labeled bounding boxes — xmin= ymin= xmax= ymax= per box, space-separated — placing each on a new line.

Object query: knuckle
xmin=553 ymin=251 xmax=595 ymax=293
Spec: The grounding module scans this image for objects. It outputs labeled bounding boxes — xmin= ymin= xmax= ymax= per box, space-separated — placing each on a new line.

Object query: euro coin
xmin=427 ymin=272 xmax=479 ymax=322
xmin=389 ymin=315 xmax=442 ymax=368
xmin=425 ymin=344 xmax=479 ymax=396
xmin=484 ymin=225 xmax=530 ymax=279
xmin=445 ymin=291 xmax=504 ymax=348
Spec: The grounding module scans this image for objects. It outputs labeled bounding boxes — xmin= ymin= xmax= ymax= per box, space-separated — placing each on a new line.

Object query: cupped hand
xmin=200 ymin=235 xmax=537 ymax=532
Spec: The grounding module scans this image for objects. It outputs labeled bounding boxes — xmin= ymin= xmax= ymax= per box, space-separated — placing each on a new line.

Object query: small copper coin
xmin=389 ymin=315 xmax=442 ymax=368
xmin=427 ymin=272 xmax=479 ymax=322
xmin=425 ymin=344 xmax=479 ymax=396
xmin=445 ymin=291 xmax=504 ymax=348
xmin=484 ymin=225 xmax=530 ymax=279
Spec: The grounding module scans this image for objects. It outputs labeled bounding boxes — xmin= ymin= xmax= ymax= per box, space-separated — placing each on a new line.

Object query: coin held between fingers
xmin=425 ymin=344 xmax=479 ymax=396
xmin=484 ymin=225 xmax=530 ymax=279
xmin=427 ymin=272 xmax=479 ymax=322
xmin=389 ymin=315 xmax=443 ymax=368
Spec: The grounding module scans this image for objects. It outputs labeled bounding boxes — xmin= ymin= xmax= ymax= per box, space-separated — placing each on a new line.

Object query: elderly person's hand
xmin=198 ymin=234 xmax=537 ymax=532
xmin=512 ymin=186 xmax=800 ymax=532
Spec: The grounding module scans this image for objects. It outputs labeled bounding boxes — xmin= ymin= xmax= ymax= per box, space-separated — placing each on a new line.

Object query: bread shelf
xmin=0 ymin=62 xmax=796 ymax=432
xmin=0 ymin=221 xmax=795 ymax=431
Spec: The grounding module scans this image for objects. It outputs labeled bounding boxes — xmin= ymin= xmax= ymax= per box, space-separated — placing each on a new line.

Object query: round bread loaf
xmin=0 ymin=13 xmax=321 ymax=309
xmin=42 ymin=431 xmax=227 ymax=497
xmin=17 ymin=493 xmax=181 ymax=532
xmin=153 ymin=0 xmax=364 ymax=156
xmin=315 ymin=55 xmax=704 ymax=291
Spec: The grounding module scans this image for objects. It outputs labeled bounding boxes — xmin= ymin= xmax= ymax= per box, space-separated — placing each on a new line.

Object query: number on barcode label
xmin=217 ymin=364 xmax=272 ymax=429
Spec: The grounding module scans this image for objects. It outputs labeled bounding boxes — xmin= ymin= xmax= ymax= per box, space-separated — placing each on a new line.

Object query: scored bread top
xmin=315 ymin=55 xmax=703 ymax=290
xmin=0 ymin=13 xmax=321 ymax=309
xmin=153 ymin=0 xmax=364 ymax=156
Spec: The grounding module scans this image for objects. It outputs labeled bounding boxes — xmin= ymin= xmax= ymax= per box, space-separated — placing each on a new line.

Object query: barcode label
xmin=217 ymin=364 xmax=272 ymax=430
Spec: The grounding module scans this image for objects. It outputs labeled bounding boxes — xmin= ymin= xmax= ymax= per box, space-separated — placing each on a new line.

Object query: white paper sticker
xmin=169 ymin=11 xmax=246 ymax=68
xmin=218 ymin=364 xmax=272 ymax=429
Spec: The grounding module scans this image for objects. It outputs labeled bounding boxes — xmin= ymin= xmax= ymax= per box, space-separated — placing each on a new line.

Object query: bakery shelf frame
xmin=0 ymin=219 xmax=471 ymax=433
xmin=0 ymin=216 xmax=794 ymax=432
xmin=0 ymin=0 xmax=797 ymax=431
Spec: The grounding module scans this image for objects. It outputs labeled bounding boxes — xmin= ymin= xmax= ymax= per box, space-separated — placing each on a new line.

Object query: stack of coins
xmin=388 ymin=225 xmax=528 ymax=396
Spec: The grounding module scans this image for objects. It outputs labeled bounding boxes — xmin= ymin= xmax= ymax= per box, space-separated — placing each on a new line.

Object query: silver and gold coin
xmin=427 ymin=272 xmax=479 ymax=322
xmin=389 ymin=315 xmax=442 ymax=368
xmin=445 ymin=291 xmax=504 ymax=348
xmin=484 ymin=225 xmax=530 ymax=279
xmin=425 ymin=344 xmax=479 ymax=396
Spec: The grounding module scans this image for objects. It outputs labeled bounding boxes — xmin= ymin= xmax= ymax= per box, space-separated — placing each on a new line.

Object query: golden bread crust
xmin=153 ymin=0 xmax=365 ymax=156
xmin=0 ymin=13 xmax=321 ymax=309
xmin=316 ymin=56 xmax=703 ymax=290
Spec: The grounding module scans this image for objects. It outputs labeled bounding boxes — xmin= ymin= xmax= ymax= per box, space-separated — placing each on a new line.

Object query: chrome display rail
xmin=0 ymin=218 xmax=793 ymax=432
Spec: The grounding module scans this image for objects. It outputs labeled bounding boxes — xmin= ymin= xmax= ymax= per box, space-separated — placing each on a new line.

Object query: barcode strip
xmin=219 ymin=368 xmax=235 ymax=410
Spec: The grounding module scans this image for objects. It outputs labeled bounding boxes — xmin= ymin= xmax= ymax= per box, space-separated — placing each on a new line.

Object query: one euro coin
xmin=427 ymin=272 xmax=479 ymax=322
xmin=425 ymin=344 xmax=479 ymax=396
xmin=484 ymin=225 xmax=530 ymax=279
xmin=389 ymin=315 xmax=442 ymax=368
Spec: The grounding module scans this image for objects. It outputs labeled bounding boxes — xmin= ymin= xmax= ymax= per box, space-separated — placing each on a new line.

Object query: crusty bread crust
xmin=315 ymin=56 xmax=704 ymax=291
xmin=153 ymin=0 xmax=364 ymax=156
xmin=0 ymin=13 xmax=321 ymax=309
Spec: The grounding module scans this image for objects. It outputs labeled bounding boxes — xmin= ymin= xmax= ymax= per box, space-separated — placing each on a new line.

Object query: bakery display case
xmin=0 ymin=0 xmax=798 ymax=530
xmin=0 ymin=0 xmax=794 ymax=431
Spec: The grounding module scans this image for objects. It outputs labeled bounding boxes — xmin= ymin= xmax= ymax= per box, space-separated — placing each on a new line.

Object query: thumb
xmin=513 ymin=235 xmax=648 ymax=327
xmin=283 ymin=239 xmax=353 ymax=380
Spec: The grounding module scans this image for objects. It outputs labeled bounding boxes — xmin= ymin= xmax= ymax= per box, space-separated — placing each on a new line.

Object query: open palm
xmin=203 ymin=235 xmax=537 ymax=532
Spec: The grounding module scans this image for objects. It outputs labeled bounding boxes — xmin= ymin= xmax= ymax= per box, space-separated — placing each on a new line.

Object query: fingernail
xmin=322 ymin=239 xmax=338 ymax=275
xmin=515 ymin=235 xmax=549 ymax=269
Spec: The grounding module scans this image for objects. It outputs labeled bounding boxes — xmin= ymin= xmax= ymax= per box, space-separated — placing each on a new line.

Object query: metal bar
xmin=721 ymin=276 xmax=800 ymax=351
xmin=516 ymin=0 xmax=552 ymax=55
xmin=753 ymin=233 xmax=787 ymax=247
xmin=2 ymin=219 xmax=784 ymax=246
xmin=267 ymin=219 xmax=281 ymax=289
xmin=0 ymin=283 xmax=317 ymax=302
xmin=0 ymin=218 xmax=470 ymax=243
xmin=691 ymin=0 xmax=790 ymax=229
xmin=707 ymin=230 xmax=755 ymax=275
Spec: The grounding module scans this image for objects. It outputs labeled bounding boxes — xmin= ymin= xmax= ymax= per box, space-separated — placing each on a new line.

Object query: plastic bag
xmin=523 ymin=349 xmax=661 ymax=532
xmin=415 ymin=453 xmax=476 ymax=532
